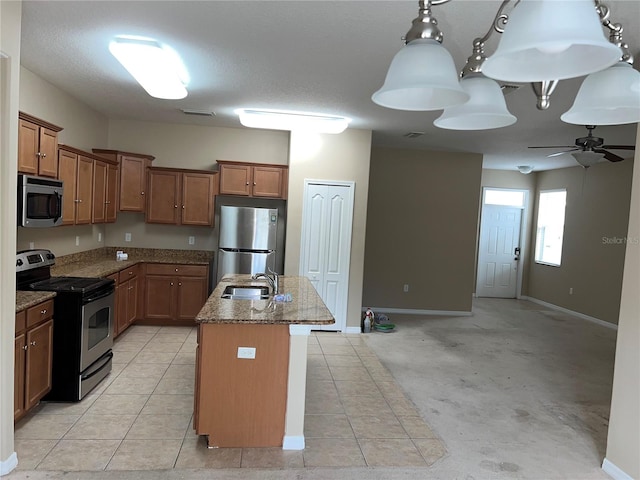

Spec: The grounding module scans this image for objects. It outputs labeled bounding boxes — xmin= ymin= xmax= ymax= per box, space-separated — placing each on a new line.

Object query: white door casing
xmin=300 ymin=180 xmax=355 ymax=331
xmin=476 ymin=205 xmax=522 ymax=298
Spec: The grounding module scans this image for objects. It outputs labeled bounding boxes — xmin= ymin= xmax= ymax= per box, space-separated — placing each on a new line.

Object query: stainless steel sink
xmin=221 ymin=285 xmax=270 ymax=300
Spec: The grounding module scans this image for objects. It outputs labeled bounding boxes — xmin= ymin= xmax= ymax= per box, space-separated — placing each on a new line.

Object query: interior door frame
xmin=299 ymin=179 xmax=355 ymax=332
xmin=476 ymin=187 xmax=529 ymax=299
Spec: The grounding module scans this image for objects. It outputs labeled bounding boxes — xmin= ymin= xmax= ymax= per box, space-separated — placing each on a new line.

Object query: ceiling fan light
xmin=571 ymin=150 xmax=605 ymax=168
xmin=517 ymin=165 xmax=534 ymax=174
xmin=372 ymin=39 xmax=469 ymax=111
xmin=482 ymin=0 xmax=621 ymax=82
xmin=434 ymin=75 xmax=517 ymax=130
xmin=561 ymin=62 xmax=640 ymax=125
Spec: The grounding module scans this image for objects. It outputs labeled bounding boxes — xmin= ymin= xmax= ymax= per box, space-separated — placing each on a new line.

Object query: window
xmin=484 ymin=189 xmax=525 ymax=207
xmin=535 ymin=190 xmax=567 ymax=266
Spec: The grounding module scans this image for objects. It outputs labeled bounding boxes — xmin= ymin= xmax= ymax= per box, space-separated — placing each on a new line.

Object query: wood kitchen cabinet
xmin=146 ymin=167 xmax=218 ymax=226
xmin=58 ymin=145 xmax=94 ymax=225
xmin=142 ymin=264 xmax=208 ymax=325
xmin=92 ymin=158 xmax=119 ymax=224
xmin=18 ymin=112 xmax=63 ymax=178
xmin=109 ymin=265 xmax=140 ymax=337
xmin=92 ymin=149 xmax=155 ymax=213
xmin=217 ymin=160 xmax=287 ymax=199
xmin=15 ymin=300 xmax=54 ymax=422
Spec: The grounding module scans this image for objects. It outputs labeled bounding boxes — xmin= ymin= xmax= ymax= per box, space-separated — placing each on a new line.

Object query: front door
xmin=476 ymin=205 xmax=522 ymax=298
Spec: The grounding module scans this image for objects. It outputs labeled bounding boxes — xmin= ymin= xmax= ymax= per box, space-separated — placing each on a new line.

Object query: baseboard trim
xmin=521 ymin=296 xmax=618 ymax=330
xmin=602 ymin=458 xmax=634 ymax=480
xmin=344 ymin=326 xmax=361 ymax=334
xmin=365 ymin=307 xmax=472 ymax=317
xmin=282 ymin=435 xmax=305 ymax=450
xmin=0 ymin=452 xmax=17 ymax=476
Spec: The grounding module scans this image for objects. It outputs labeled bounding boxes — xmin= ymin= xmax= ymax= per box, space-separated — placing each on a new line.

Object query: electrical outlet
xmin=29 ymin=242 xmax=35 ymax=249
xmin=569 ymin=287 xmax=574 ymax=295
xmin=237 ymin=347 xmax=256 ymax=359
xmin=98 ymin=232 xmax=102 ymax=242
xmin=403 ymin=284 xmax=409 ymax=293
xmin=188 ymin=236 xmax=195 ymax=245
xmin=125 ymin=232 xmax=132 ymax=242
xmin=75 ymin=236 xmax=80 ymax=246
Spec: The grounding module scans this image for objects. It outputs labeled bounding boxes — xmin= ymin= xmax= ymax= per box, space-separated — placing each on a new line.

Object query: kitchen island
xmin=194 ymin=274 xmax=334 ymax=449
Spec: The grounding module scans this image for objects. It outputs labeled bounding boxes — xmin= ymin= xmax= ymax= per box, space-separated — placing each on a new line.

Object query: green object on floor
xmin=374 ymin=323 xmax=395 ymax=332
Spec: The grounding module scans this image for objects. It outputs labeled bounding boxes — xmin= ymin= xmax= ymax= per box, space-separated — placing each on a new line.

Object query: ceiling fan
xmin=529 ymin=125 xmax=635 ymax=163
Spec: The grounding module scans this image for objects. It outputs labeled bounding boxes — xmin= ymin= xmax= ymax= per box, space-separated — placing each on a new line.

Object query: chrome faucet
xmin=252 ymin=268 xmax=279 ymax=295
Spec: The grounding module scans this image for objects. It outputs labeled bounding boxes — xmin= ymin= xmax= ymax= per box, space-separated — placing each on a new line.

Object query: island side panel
xmin=195 ymin=323 xmax=290 ymax=447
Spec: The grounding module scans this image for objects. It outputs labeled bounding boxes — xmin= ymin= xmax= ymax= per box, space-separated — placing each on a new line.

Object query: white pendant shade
xmin=372 ymin=39 xmax=469 ymax=111
xmin=482 ymin=0 xmax=621 ymax=82
xmin=572 ymin=151 xmax=605 ymax=168
xmin=434 ymin=76 xmax=516 ymax=130
xmin=561 ymin=62 xmax=640 ymax=126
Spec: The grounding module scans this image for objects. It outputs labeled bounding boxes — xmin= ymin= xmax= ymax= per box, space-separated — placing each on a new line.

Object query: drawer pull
xmin=175 ymin=268 xmax=179 ymax=272
xmin=129 ymin=271 xmax=133 ymax=275
xmin=40 ymin=309 xmax=47 ymax=315
xmin=30 ymin=341 xmax=37 ymax=346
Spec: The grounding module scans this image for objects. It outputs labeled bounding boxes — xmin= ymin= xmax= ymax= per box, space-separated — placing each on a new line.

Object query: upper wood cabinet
xmin=58 ymin=145 xmax=94 ymax=225
xmin=146 ymin=167 xmax=218 ymax=226
xmin=92 ymin=149 xmax=155 ymax=213
xmin=18 ymin=112 xmax=63 ymax=178
xmin=92 ymin=158 xmax=119 ymax=224
xmin=217 ymin=160 xmax=288 ymax=199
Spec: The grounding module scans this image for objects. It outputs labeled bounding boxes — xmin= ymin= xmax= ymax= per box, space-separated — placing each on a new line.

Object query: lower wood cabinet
xmin=143 ymin=264 xmax=208 ymax=325
xmin=109 ymin=265 xmax=140 ymax=338
xmin=15 ymin=300 xmax=54 ymax=422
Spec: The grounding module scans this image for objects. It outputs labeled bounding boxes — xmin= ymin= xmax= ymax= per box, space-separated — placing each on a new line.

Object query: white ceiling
xmin=19 ymin=0 xmax=639 ymax=171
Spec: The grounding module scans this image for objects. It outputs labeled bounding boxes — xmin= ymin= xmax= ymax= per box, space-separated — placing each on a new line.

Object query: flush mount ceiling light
xmin=371 ymin=0 xmax=469 ymax=111
xmin=109 ymin=36 xmax=189 ymax=100
xmin=572 ymin=151 xmax=605 ymax=168
xmin=235 ymin=109 xmax=351 ymax=134
xmin=517 ymin=165 xmax=534 ymax=174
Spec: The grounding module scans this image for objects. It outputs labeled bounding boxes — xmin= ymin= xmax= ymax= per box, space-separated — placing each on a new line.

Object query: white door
xmin=476 ymin=205 xmax=522 ymax=298
xmin=300 ymin=181 xmax=354 ymax=331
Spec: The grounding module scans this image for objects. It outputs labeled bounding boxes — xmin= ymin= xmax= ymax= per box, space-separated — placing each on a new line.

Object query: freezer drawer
xmin=217 ymin=249 xmax=275 ymax=284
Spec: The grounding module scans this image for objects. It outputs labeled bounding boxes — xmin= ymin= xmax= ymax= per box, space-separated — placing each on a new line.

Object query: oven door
xmin=80 ymin=287 xmax=114 ymax=372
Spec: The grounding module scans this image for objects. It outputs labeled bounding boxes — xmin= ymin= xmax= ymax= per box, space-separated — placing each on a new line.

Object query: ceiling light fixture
xmin=371 ymin=0 xmax=469 ymax=111
xmin=374 ymin=0 xmax=636 ymax=129
xmin=561 ymin=10 xmax=640 ymax=126
xmin=571 ymin=151 xmax=605 ymax=168
xmin=235 ymin=109 xmax=351 ymax=134
xmin=517 ymin=165 xmax=534 ymax=174
xmin=109 ymin=36 xmax=189 ymax=100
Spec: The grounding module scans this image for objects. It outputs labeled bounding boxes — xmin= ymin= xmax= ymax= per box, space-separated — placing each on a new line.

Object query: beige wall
xmin=362 ymin=147 xmax=483 ymax=312
xmin=107 ymin=119 xmax=289 ymax=168
xmin=1 ymin=0 xmax=21 ymax=471
xmin=605 ymin=124 xmax=639 ymax=479
xmin=480 ymin=169 xmax=537 ymax=296
xmin=285 ymin=130 xmax=372 ymax=330
xmin=527 ymin=161 xmax=633 ymax=324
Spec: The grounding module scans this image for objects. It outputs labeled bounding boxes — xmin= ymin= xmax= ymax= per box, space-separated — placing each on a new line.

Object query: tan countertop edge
xmin=16 ymin=291 xmax=57 ymax=313
xmin=196 ymin=274 xmax=335 ymax=325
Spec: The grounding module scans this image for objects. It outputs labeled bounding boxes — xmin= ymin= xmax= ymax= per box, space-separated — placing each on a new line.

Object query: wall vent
xmin=181 ymin=109 xmax=216 ymax=116
xmin=403 ymin=132 xmax=425 ymax=138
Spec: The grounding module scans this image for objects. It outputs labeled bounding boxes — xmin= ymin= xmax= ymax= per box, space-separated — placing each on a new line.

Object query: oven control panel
xmin=16 ymin=249 xmax=55 ymax=272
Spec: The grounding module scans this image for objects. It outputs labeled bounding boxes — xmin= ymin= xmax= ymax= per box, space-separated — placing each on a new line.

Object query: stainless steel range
xmin=16 ymin=249 xmax=115 ymax=401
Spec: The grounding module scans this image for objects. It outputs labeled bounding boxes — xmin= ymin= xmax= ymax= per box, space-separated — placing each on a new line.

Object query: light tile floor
xmin=14 ymin=325 xmax=445 ymax=471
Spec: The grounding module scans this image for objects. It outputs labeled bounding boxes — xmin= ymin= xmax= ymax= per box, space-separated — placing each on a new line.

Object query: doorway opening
xmin=476 ymin=188 xmax=528 ymax=298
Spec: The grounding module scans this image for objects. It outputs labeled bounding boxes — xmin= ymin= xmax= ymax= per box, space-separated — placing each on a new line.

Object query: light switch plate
xmin=125 ymin=233 xmax=132 ymax=242
xmin=237 ymin=347 xmax=256 ymax=359
xmin=188 ymin=236 xmax=195 ymax=245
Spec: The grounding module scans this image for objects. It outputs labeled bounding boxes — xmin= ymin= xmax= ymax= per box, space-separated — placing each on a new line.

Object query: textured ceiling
xmin=19 ymin=0 xmax=640 ymax=171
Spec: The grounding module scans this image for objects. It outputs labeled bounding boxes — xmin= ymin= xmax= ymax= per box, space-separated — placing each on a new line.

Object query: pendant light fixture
xmin=482 ymin=0 xmax=621 ymax=82
xmin=371 ymin=0 xmax=468 ymax=111
xmin=572 ymin=151 xmax=605 ymax=168
xmin=562 ymin=19 xmax=640 ymax=126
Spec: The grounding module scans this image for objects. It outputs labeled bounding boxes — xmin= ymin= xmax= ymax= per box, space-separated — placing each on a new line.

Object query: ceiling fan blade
xmin=547 ymin=148 xmax=579 ymax=158
xmin=601 ymin=145 xmax=636 ymax=150
xmin=528 ymin=146 xmax=575 ymax=149
xmin=594 ymin=148 xmax=625 ymax=162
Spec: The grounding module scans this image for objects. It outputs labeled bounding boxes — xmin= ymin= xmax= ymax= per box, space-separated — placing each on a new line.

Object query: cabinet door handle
xmin=170 ymin=282 xmax=174 ymax=286
xmin=174 ymin=205 xmax=178 ymax=208
xmin=42 ymin=153 xmax=47 ymax=158
xmin=129 ymin=271 xmax=133 ymax=275
xmin=178 ymin=282 xmax=182 ymax=286
xmin=30 ymin=341 xmax=37 ymax=346
xmin=245 ymin=182 xmax=250 ymax=185
xmin=175 ymin=268 xmax=179 ymax=272
xmin=141 ymin=191 xmax=145 ymax=195
xmin=182 ymin=205 xmax=185 ymax=209
xmin=36 ymin=152 xmax=42 ymax=157
xmin=23 ymin=345 xmax=28 ymax=351
xmin=253 ymin=182 xmax=257 ymax=186
xmin=105 ymin=201 xmax=111 ymax=205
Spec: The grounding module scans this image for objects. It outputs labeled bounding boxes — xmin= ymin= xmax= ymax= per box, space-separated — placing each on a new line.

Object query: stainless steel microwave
xmin=18 ymin=175 xmax=64 ymax=227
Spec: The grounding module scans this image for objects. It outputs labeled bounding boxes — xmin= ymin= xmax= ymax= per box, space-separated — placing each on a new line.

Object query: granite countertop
xmin=16 ymin=248 xmax=214 ymax=312
xmin=196 ymin=274 xmax=335 ymax=325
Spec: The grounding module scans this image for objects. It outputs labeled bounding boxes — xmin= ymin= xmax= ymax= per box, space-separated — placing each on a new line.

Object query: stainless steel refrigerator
xmin=216 ymin=205 xmax=279 ymax=283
